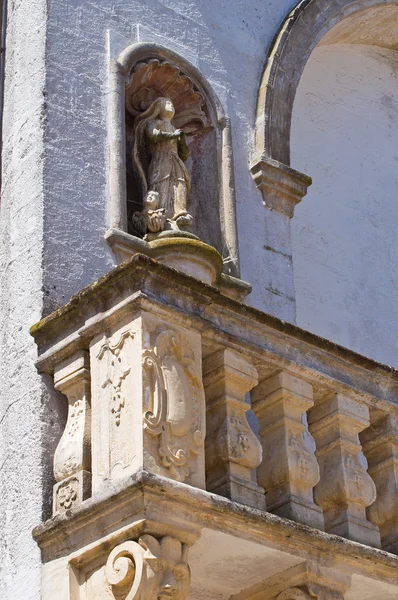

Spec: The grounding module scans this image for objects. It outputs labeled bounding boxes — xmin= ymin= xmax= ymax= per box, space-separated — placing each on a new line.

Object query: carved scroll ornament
xmin=142 ymin=330 xmax=205 ymax=482
xmin=105 ymin=535 xmax=190 ymax=600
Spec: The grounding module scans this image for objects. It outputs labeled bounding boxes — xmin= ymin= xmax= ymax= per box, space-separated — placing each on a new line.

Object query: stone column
xmin=53 ymin=351 xmax=91 ymax=515
xmin=203 ymin=348 xmax=265 ymax=509
xmin=251 ymin=371 xmax=323 ymax=528
xmin=361 ymin=413 xmax=398 ymax=553
xmin=90 ymin=312 xmax=206 ymax=493
xmin=308 ymin=393 xmax=380 ymax=547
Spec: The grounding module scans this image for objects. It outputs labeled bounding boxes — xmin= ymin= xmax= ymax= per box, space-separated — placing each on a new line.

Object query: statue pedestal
xmin=105 ymin=228 xmax=252 ymax=301
xmin=149 ymin=236 xmax=223 ymax=285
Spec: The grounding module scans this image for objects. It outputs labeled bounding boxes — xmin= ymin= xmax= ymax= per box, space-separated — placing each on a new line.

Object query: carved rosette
xmin=142 ymin=330 xmax=205 ymax=484
xmin=105 ymin=535 xmax=190 ymax=600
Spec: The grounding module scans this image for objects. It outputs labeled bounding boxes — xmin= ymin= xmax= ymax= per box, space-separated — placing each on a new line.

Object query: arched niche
xmin=107 ymin=42 xmax=240 ymax=277
xmin=250 ymin=0 xmax=397 ymax=218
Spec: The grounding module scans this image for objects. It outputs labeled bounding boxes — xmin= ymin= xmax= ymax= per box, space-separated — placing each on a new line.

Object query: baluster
xmin=308 ymin=393 xmax=380 ymax=547
xmin=361 ymin=413 xmax=398 ymax=553
xmin=203 ymin=348 xmax=265 ymax=509
xmin=251 ymin=371 xmax=323 ymax=528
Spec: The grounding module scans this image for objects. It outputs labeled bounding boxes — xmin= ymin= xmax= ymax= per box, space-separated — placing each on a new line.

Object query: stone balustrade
xmin=30 ymin=255 xmax=398 ymax=551
xmin=31 ymin=255 xmax=398 ymax=599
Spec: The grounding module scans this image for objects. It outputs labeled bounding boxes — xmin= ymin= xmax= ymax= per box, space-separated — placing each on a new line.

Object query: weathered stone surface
xmin=204 ymin=348 xmax=264 ymax=509
xmin=308 ymin=394 xmax=380 ymax=547
xmin=252 ymin=372 xmax=323 ymax=528
xmin=33 ymin=471 xmax=398 ymax=600
xmin=90 ymin=312 xmax=206 ymax=491
xmin=362 ymin=413 xmax=398 ymax=553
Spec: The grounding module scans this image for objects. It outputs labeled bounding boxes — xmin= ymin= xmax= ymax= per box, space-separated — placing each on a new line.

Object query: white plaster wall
xmin=0 ymin=2 xmax=65 ymax=599
xmin=0 ymin=0 xmax=46 ymax=597
xmin=291 ymin=44 xmax=398 ymax=366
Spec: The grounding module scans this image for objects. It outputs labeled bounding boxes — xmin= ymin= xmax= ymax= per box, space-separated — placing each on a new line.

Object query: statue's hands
xmin=174 ymin=128 xmax=185 ymax=138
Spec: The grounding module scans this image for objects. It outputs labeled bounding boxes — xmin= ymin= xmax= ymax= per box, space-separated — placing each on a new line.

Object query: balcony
xmin=31 ymin=254 xmax=398 ymax=600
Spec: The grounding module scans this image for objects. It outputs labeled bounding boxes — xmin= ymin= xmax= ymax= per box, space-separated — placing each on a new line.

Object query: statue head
xmin=158 ymin=98 xmax=175 ymax=120
xmin=137 ymin=97 xmax=175 ymax=122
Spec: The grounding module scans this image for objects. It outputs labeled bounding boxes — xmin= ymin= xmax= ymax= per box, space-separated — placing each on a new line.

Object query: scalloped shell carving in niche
xmin=126 ymin=59 xmax=211 ymax=134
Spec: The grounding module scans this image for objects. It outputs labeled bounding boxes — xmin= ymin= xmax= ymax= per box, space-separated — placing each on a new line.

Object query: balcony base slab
xmin=33 ymin=470 xmax=398 ymax=600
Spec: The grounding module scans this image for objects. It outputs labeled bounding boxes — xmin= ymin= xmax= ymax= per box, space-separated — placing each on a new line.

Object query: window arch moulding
xmin=250 ymin=0 xmax=396 ymax=218
xmin=106 ymin=41 xmax=242 ymax=282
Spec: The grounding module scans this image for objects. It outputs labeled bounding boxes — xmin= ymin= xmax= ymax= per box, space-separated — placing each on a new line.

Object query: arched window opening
xmin=291 ymin=5 xmax=398 ymax=366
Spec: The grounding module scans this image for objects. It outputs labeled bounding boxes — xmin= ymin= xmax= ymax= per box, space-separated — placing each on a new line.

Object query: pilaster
xmin=90 ymin=312 xmax=206 ymax=493
xmin=53 ymin=351 xmax=92 ymax=515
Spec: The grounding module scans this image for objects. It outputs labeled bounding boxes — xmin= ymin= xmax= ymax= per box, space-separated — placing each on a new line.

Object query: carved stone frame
xmin=107 ymin=42 xmax=240 ymax=277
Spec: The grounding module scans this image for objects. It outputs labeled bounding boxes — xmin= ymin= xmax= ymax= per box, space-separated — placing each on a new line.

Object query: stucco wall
xmin=291 ymin=43 xmax=398 ymax=366
xmin=0 ymin=0 xmax=60 ymax=598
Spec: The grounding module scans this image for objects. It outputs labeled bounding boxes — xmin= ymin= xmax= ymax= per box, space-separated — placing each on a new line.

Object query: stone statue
xmin=132 ymin=97 xmax=193 ymax=236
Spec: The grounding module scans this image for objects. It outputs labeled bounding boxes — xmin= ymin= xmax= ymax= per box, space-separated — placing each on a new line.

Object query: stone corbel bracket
xmin=250 ymin=157 xmax=312 ymax=218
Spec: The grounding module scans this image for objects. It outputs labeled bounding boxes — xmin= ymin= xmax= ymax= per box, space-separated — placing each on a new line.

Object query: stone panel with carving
xmin=89 ymin=313 xmax=206 ymax=493
xmin=142 ymin=328 xmax=205 ymax=485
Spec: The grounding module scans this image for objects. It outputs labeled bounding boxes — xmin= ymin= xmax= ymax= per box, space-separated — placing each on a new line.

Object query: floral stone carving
xmin=105 ymin=535 xmax=191 ymax=600
xmin=142 ymin=329 xmax=206 ymax=485
xmin=98 ymin=330 xmax=134 ymax=426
